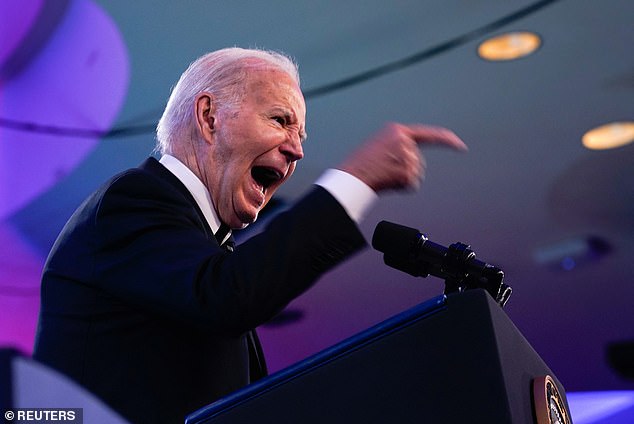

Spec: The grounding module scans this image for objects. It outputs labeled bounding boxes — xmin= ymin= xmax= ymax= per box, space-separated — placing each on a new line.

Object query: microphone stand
xmin=433 ymin=239 xmax=512 ymax=307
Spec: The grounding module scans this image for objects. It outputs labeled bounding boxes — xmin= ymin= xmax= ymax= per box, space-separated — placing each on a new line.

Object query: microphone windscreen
xmin=372 ymin=221 xmax=421 ymax=258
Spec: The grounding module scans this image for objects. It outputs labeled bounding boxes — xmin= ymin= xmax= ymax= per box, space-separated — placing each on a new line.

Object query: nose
xmin=280 ymin=132 xmax=304 ymax=162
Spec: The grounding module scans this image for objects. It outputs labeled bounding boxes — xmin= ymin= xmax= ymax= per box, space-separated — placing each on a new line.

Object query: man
xmin=33 ymin=48 xmax=466 ymax=423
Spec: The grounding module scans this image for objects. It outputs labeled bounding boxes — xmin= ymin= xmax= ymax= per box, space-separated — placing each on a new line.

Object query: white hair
xmin=156 ymin=47 xmax=300 ymax=155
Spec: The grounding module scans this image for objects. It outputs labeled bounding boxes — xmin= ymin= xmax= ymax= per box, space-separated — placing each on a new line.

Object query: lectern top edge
xmin=186 ymin=294 xmax=448 ymax=423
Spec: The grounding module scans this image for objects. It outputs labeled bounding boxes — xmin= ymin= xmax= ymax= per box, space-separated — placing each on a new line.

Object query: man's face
xmin=205 ymin=68 xmax=307 ymax=229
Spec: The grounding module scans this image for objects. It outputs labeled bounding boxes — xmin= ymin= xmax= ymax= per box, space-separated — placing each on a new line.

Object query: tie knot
xmin=215 ymin=223 xmax=231 ymax=245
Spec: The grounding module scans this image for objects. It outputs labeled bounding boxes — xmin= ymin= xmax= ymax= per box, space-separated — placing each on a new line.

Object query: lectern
xmin=186 ymin=289 xmax=570 ymax=424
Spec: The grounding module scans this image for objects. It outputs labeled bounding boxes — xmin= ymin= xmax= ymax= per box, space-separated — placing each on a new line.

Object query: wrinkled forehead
xmin=243 ymin=67 xmax=306 ymax=115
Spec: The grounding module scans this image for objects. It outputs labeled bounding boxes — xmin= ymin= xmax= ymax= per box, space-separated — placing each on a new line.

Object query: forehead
xmin=242 ymin=68 xmax=305 ymax=115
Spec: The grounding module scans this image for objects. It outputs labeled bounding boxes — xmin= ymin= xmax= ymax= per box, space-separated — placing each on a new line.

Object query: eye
xmin=272 ymin=116 xmax=287 ymax=126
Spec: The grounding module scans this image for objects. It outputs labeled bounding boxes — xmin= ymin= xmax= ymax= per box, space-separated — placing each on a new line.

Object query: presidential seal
xmin=533 ymin=375 xmax=571 ymax=424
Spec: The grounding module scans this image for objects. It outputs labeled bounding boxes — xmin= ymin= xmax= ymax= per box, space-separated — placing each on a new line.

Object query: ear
xmin=194 ymin=92 xmax=216 ymax=144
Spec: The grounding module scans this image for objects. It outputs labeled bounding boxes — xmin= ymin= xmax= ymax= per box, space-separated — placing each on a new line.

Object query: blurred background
xmin=1 ymin=0 xmax=633 ymax=420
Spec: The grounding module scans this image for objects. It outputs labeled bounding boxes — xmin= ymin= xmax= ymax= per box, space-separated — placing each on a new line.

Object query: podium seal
xmin=533 ymin=375 xmax=571 ymax=424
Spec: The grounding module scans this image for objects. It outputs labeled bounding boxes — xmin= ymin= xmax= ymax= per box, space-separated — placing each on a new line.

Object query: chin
xmin=235 ymin=209 xmax=260 ymax=227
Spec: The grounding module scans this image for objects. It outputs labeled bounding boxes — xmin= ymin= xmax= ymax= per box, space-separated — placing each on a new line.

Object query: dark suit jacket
xmin=33 ymin=158 xmax=366 ymax=424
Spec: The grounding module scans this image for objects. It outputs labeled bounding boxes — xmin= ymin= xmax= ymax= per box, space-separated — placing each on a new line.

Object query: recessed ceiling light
xmin=477 ymin=31 xmax=541 ymax=61
xmin=582 ymin=122 xmax=634 ymax=150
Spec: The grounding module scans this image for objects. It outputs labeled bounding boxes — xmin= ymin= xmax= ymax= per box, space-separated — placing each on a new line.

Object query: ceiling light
xmin=532 ymin=236 xmax=611 ymax=271
xmin=582 ymin=122 xmax=634 ymax=150
xmin=477 ymin=31 xmax=541 ymax=61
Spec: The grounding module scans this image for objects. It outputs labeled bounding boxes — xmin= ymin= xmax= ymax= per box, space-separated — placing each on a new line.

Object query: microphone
xmin=372 ymin=220 xmax=512 ymax=307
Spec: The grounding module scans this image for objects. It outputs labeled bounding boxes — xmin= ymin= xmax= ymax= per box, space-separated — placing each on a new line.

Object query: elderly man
xmin=33 ymin=48 xmax=466 ymax=423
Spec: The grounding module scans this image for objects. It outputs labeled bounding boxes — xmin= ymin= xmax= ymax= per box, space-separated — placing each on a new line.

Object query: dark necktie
xmin=214 ymin=223 xmax=266 ymax=377
xmin=215 ymin=223 xmax=234 ymax=251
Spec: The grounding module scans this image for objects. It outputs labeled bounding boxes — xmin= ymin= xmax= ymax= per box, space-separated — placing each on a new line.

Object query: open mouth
xmin=251 ymin=166 xmax=283 ymax=194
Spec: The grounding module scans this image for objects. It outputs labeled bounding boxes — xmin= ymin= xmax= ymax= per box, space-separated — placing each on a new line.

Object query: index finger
xmin=405 ymin=124 xmax=468 ymax=151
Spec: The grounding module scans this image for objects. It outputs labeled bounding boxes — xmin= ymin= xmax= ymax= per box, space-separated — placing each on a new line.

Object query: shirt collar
xmin=159 ymin=154 xmax=231 ymax=243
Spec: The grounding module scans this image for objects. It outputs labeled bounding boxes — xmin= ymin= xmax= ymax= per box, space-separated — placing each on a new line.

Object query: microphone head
xmin=372 ymin=220 xmax=421 ymax=256
xmin=372 ymin=221 xmax=428 ymax=277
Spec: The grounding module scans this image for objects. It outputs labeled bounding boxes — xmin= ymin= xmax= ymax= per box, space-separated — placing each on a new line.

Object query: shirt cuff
xmin=315 ymin=169 xmax=378 ymax=224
